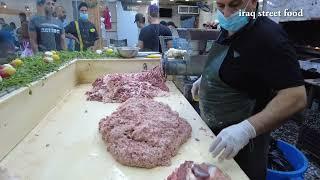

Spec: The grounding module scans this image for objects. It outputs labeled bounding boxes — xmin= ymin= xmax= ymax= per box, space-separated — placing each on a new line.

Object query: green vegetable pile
xmin=0 ymin=50 xmax=120 ymax=92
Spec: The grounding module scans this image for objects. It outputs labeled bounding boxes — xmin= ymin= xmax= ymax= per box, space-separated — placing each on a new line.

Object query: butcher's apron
xmin=199 ymin=42 xmax=270 ymax=180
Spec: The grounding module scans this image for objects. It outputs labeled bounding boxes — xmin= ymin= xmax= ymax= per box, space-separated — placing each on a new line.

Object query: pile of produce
xmin=0 ymin=50 xmax=119 ymax=93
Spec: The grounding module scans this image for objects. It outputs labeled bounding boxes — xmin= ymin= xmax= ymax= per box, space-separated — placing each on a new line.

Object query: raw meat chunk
xmin=99 ymin=98 xmax=192 ymax=168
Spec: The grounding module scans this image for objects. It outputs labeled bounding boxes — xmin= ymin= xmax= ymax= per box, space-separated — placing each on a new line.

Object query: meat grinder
xmin=161 ymin=28 xmax=220 ymax=102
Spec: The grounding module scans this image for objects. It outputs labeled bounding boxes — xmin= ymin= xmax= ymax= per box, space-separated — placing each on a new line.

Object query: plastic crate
xmin=297 ymin=109 xmax=320 ymax=164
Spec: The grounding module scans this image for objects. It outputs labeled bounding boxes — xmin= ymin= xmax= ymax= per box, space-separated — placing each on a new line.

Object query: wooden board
xmin=0 ymin=82 xmax=248 ymax=180
xmin=0 ymin=62 xmax=77 ymax=160
xmin=0 ymin=58 xmax=248 ymax=179
xmin=0 ymin=58 xmax=162 ymax=161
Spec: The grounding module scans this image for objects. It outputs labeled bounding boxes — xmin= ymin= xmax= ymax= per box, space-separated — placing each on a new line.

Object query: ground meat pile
xmin=99 ymin=98 xmax=192 ymax=168
xmin=86 ymin=66 xmax=169 ymax=103
xmin=167 ymin=161 xmax=231 ymax=180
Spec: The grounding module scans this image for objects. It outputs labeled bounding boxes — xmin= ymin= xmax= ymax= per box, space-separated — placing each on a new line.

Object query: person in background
xmin=134 ymin=13 xmax=145 ymax=42
xmin=0 ymin=20 xmax=17 ymax=50
xmin=65 ymin=2 xmax=99 ymax=51
xmin=29 ymin=0 xmax=66 ymax=53
xmin=160 ymin=20 xmax=167 ymax=26
xmin=0 ymin=25 xmax=15 ymax=60
xmin=9 ymin=23 xmax=17 ymax=33
xmin=9 ymin=22 xmax=19 ymax=47
xmin=54 ymin=6 xmax=74 ymax=51
xmin=55 ymin=6 xmax=67 ymax=27
xmin=17 ymin=13 xmax=30 ymax=45
xmin=100 ymin=15 xmax=107 ymax=47
xmin=167 ymin=21 xmax=178 ymax=37
xmin=134 ymin=13 xmax=145 ymax=30
xmin=138 ymin=5 xmax=172 ymax=52
xmin=0 ymin=18 xmax=5 ymax=28
xmin=0 ymin=18 xmax=10 ymax=31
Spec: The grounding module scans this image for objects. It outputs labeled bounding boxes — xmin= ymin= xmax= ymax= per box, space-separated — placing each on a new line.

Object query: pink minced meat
xmin=99 ymin=98 xmax=192 ymax=168
xmin=167 ymin=161 xmax=231 ymax=180
xmin=86 ymin=66 xmax=169 ymax=103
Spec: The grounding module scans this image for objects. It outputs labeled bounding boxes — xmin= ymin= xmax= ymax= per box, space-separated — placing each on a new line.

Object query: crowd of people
xmin=0 ymin=1 xmax=216 ymax=58
xmin=0 ymin=0 xmax=102 ymax=59
xmin=134 ymin=5 xmax=219 ymax=53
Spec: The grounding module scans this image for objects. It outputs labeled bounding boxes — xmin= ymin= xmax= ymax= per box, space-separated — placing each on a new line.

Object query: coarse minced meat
xmin=167 ymin=161 xmax=231 ymax=180
xmin=99 ymin=98 xmax=192 ymax=168
xmin=86 ymin=66 xmax=169 ymax=103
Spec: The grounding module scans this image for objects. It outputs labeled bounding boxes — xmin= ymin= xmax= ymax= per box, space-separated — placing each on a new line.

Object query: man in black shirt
xmin=65 ymin=2 xmax=98 ymax=51
xmin=134 ymin=13 xmax=145 ymax=41
xmin=138 ymin=5 xmax=172 ymax=52
xmin=191 ymin=0 xmax=307 ymax=179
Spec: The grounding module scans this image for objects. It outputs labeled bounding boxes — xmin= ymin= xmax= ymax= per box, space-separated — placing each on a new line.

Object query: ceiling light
xmin=150 ymin=0 xmax=158 ymax=5
xmin=170 ymin=0 xmax=174 ymax=1
xmin=137 ymin=0 xmax=142 ymax=3
xmin=185 ymin=0 xmax=189 ymax=1
xmin=1 ymin=2 xmax=7 ymax=8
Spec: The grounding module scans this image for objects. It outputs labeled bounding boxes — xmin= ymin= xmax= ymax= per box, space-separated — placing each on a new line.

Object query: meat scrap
xmin=86 ymin=66 xmax=169 ymax=103
xmin=99 ymin=98 xmax=192 ymax=168
xmin=167 ymin=161 xmax=231 ymax=180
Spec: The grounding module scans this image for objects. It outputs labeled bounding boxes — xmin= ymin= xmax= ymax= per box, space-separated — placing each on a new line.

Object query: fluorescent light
xmin=170 ymin=0 xmax=174 ymax=1
xmin=150 ymin=0 xmax=158 ymax=5
xmin=185 ymin=0 xmax=189 ymax=1
xmin=137 ymin=0 xmax=142 ymax=2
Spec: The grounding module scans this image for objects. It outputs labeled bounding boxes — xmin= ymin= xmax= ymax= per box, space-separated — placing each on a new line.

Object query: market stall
xmin=0 ymin=55 xmax=248 ymax=179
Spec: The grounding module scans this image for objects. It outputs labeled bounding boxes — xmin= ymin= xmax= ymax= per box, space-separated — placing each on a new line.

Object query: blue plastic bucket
xmin=267 ymin=140 xmax=308 ymax=180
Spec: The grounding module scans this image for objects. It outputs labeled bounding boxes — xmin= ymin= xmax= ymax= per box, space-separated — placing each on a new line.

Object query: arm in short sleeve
xmin=65 ymin=21 xmax=79 ymax=42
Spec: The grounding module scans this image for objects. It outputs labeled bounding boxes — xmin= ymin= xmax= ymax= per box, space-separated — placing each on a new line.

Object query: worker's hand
xmin=209 ymin=120 xmax=256 ymax=161
xmin=191 ymin=76 xmax=202 ymax=101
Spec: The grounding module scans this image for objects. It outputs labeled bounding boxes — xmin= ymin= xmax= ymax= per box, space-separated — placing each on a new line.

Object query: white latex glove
xmin=209 ymin=120 xmax=256 ymax=161
xmin=191 ymin=76 xmax=202 ymax=101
